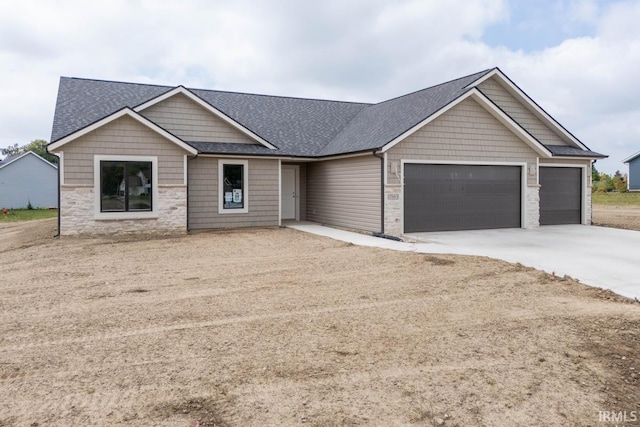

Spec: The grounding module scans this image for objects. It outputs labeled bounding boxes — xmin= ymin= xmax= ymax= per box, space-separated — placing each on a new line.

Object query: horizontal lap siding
xmin=188 ymin=157 xmax=279 ymax=229
xmin=630 ymin=158 xmax=640 ymax=190
xmin=306 ymin=156 xmax=381 ymax=232
xmin=141 ymin=93 xmax=255 ymax=144
xmin=62 ymin=116 xmax=186 ymax=185
xmin=478 ymin=78 xmax=568 ymax=146
xmin=387 ymin=97 xmax=538 ymax=186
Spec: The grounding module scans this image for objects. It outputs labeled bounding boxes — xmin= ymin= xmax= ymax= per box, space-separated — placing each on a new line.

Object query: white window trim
xmin=93 ymin=155 xmax=159 ymax=220
xmin=218 ymin=159 xmax=249 ymax=214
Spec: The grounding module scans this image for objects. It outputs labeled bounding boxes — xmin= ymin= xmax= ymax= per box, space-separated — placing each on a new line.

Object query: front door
xmin=281 ymin=166 xmax=297 ymax=220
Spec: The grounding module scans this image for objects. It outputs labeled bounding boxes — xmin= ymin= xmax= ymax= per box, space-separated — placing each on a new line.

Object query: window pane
xmin=127 ymin=162 xmax=152 ymax=211
xmin=101 ymin=161 xmax=125 ymax=212
xmin=223 ymin=164 xmax=244 ymax=209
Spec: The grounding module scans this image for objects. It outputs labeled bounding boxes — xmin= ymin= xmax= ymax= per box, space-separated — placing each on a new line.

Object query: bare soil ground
xmin=593 ymin=205 xmax=640 ymax=231
xmin=1 ymin=219 xmax=639 ymax=426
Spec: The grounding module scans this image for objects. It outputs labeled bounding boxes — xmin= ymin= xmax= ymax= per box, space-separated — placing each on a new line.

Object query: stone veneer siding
xmin=60 ymin=185 xmax=187 ymax=235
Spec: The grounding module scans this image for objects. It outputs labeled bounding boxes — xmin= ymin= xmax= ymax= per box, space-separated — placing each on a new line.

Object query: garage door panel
xmin=539 ymin=167 xmax=582 ymax=225
xmin=404 ymin=164 xmax=521 ymax=232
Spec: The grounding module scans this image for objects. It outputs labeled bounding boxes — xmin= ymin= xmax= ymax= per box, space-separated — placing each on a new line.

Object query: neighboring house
xmin=47 ymin=67 xmax=606 ymax=236
xmin=623 ymin=151 xmax=640 ymax=191
xmin=0 ymin=151 xmax=58 ymax=209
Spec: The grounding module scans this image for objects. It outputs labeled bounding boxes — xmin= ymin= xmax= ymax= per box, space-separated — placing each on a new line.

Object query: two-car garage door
xmin=404 ymin=164 xmax=522 ymax=232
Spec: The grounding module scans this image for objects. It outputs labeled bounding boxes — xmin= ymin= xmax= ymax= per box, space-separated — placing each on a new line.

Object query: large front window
xmin=100 ymin=160 xmax=153 ymax=212
xmin=218 ymin=159 xmax=248 ymax=214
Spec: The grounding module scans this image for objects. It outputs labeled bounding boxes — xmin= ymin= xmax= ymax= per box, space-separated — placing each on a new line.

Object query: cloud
xmin=0 ymin=0 xmax=637 ymax=173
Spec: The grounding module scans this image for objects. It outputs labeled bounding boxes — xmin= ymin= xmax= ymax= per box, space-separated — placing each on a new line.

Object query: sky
xmin=1 ymin=0 xmax=639 ymax=174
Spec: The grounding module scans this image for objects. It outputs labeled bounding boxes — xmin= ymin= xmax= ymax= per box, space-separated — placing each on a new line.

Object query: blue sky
xmin=0 ymin=0 xmax=639 ymax=174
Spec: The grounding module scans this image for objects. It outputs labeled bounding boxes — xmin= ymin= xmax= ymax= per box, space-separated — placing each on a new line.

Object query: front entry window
xmin=218 ymin=159 xmax=248 ymax=214
xmin=222 ymin=164 xmax=244 ymax=209
xmin=100 ymin=161 xmax=152 ymax=212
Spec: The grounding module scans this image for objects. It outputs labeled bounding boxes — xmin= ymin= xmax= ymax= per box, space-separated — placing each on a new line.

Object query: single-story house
xmin=0 ymin=151 xmax=58 ymax=209
xmin=623 ymin=151 xmax=640 ymax=191
xmin=47 ymin=67 xmax=606 ymax=236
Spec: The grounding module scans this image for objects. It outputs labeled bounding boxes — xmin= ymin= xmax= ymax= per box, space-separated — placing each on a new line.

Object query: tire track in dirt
xmin=1 ymin=295 xmax=632 ymax=354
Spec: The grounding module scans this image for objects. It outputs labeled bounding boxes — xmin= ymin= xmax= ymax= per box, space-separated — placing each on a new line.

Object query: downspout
xmin=372 ymin=149 xmax=384 ymax=235
xmin=48 ymin=145 xmax=61 ymax=238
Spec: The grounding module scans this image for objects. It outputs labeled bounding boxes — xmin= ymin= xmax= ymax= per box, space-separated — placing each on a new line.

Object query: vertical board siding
xmin=140 ymin=93 xmax=255 ymax=144
xmin=306 ymin=156 xmax=381 ymax=232
xmin=478 ymin=78 xmax=568 ymax=147
xmin=188 ymin=157 xmax=279 ymax=229
xmin=0 ymin=155 xmax=58 ymax=208
xmin=629 ymin=158 xmax=640 ymax=190
xmin=62 ymin=116 xmax=187 ymax=185
xmin=387 ymin=97 xmax=538 ymax=186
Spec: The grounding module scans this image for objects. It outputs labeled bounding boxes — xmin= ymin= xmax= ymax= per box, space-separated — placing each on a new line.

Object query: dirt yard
xmin=1 ymin=219 xmax=639 ymax=426
xmin=593 ymin=204 xmax=640 ymax=231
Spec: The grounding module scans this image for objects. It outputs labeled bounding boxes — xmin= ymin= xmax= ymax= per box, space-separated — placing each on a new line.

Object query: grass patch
xmin=0 ymin=208 xmax=58 ymax=222
xmin=592 ymin=192 xmax=640 ymax=206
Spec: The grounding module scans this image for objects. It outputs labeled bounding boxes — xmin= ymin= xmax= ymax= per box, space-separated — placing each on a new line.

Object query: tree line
xmin=592 ymin=164 xmax=627 ymax=193
xmin=1 ymin=140 xmax=58 ymax=165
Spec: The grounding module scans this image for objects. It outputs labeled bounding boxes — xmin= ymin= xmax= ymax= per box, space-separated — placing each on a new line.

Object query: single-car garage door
xmin=404 ymin=164 xmax=522 ymax=232
xmin=539 ymin=167 xmax=582 ymax=225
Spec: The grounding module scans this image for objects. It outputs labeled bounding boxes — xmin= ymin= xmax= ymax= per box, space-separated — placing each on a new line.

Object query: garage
xmin=404 ymin=163 xmax=522 ymax=232
xmin=539 ymin=166 xmax=582 ymax=225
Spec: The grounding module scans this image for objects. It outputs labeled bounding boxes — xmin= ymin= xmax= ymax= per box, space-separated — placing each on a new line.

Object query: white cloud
xmin=0 ymin=0 xmax=638 ymax=173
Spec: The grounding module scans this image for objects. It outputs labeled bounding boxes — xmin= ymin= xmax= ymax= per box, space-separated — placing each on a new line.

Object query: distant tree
xmin=1 ymin=143 xmax=20 ymax=157
xmin=1 ymin=139 xmax=57 ymax=164
xmin=592 ymin=164 xmax=600 ymax=183
xmin=612 ymin=170 xmax=627 ymax=193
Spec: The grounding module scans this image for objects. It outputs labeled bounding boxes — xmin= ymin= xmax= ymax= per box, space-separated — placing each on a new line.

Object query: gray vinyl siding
xmin=140 ymin=93 xmax=255 ymax=144
xmin=478 ymin=77 xmax=569 ymax=146
xmin=306 ymin=155 xmax=381 ymax=232
xmin=188 ymin=157 xmax=279 ymax=229
xmin=629 ymin=157 xmax=640 ymax=190
xmin=0 ymin=154 xmax=58 ymax=208
xmin=387 ymin=97 xmax=539 ymax=186
xmin=62 ymin=116 xmax=187 ymax=185
xmin=282 ymin=162 xmax=307 ymax=221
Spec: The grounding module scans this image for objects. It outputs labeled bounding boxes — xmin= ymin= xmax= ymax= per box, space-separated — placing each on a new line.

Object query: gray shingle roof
xmin=545 ymin=145 xmax=607 ymax=158
xmin=49 ymin=68 xmax=602 ymax=159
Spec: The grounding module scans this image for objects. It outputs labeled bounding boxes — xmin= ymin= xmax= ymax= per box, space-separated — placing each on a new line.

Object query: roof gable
xmin=0 ymin=151 xmax=57 ymax=171
xmin=471 ymin=69 xmax=590 ymax=151
xmin=47 ymin=108 xmax=198 ymax=155
xmin=380 ymin=88 xmax=552 ymax=157
xmin=134 ymin=86 xmax=276 ymax=149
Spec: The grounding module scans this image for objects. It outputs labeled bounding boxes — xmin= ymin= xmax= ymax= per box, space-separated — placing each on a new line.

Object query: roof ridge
xmin=62 ymin=76 xmax=372 ymax=106
xmin=371 ymin=67 xmax=496 ymax=106
xmin=61 ymin=76 xmax=173 ymax=89
xmin=191 ymin=87 xmax=372 ymax=106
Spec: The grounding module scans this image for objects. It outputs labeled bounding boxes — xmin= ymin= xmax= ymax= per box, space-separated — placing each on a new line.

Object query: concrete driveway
xmin=408 ymin=225 xmax=640 ymax=299
xmin=288 ymin=223 xmax=640 ymax=300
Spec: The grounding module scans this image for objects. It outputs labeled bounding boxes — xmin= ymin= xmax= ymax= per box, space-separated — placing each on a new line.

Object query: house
xmin=47 ymin=67 xmax=606 ymax=236
xmin=0 ymin=151 xmax=58 ymax=209
xmin=623 ymin=151 xmax=640 ymax=191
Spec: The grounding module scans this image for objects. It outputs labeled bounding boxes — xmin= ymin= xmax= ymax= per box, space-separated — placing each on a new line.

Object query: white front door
xmin=281 ymin=166 xmax=297 ymax=220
